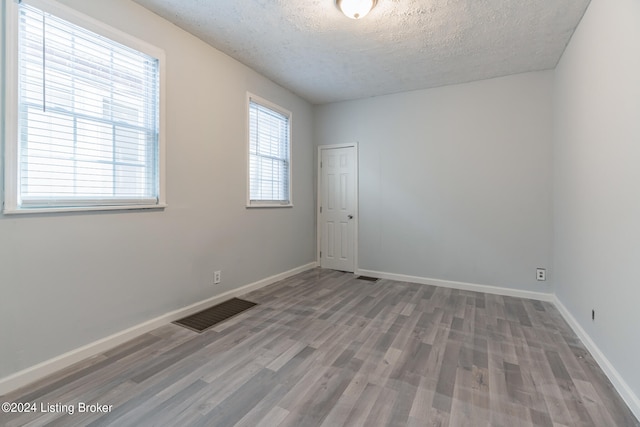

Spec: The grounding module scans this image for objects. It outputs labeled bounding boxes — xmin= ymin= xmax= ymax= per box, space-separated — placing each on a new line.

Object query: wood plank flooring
xmin=1 ymin=269 xmax=637 ymax=426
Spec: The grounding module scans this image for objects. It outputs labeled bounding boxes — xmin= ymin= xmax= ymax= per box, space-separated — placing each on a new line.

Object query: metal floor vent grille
xmin=173 ymin=298 xmax=257 ymax=332
xmin=355 ymin=276 xmax=379 ymax=282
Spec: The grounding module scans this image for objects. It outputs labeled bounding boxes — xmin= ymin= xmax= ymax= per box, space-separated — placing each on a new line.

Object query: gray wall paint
xmin=554 ymin=0 xmax=640 ymax=397
xmin=0 ymin=0 xmax=315 ymax=378
xmin=315 ymin=72 xmax=554 ymax=292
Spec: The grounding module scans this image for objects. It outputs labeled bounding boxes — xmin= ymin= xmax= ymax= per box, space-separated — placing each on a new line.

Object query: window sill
xmin=246 ymin=203 xmax=293 ymax=209
xmin=3 ymin=204 xmax=167 ymax=215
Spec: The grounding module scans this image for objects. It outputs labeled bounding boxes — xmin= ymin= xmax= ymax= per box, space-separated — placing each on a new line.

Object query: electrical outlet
xmin=536 ymin=268 xmax=546 ymax=281
xmin=214 ymin=270 xmax=221 ymax=284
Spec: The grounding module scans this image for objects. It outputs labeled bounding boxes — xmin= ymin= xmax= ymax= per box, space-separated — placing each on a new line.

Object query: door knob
xmin=348 ymin=215 xmax=354 ymax=219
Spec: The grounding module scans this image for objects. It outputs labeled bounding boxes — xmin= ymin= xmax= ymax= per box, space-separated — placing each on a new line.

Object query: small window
xmin=3 ymin=0 xmax=165 ymax=213
xmin=247 ymin=94 xmax=292 ymax=207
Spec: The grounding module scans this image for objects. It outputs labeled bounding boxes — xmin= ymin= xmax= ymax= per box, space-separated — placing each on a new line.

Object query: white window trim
xmin=3 ymin=0 xmax=167 ymax=214
xmin=246 ymin=93 xmax=293 ymax=208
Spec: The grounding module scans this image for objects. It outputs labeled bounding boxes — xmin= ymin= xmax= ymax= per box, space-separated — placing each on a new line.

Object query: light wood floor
xmin=1 ymin=269 xmax=637 ymax=426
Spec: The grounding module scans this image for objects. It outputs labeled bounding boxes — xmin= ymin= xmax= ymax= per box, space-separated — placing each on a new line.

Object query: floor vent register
xmin=174 ymin=298 xmax=257 ymax=332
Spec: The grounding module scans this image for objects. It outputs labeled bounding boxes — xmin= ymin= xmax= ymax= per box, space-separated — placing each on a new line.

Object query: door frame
xmin=317 ymin=143 xmax=359 ymax=272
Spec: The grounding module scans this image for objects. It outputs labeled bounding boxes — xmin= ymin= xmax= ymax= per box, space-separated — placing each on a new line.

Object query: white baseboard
xmin=356 ymin=268 xmax=554 ymax=302
xmin=0 ymin=262 xmax=317 ymax=396
xmin=553 ymin=296 xmax=640 ymax=421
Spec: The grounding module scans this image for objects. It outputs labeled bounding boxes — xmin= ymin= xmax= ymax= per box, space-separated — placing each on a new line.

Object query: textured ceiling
xmin=131 ymin=0 xmax=591 ymax=104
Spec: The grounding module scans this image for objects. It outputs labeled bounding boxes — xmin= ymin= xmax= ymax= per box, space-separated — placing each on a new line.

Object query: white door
xmin=319 ymin=145 xmax=357 ymax=272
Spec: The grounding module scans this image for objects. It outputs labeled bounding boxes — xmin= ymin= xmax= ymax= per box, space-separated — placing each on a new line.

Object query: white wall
xmin=554 ymin=0 xmax=640 ymax=400
xmin=0 ymin=0 xmax=315 ymax=380
xmin=315 ymin=71 xmax=554 ymax=292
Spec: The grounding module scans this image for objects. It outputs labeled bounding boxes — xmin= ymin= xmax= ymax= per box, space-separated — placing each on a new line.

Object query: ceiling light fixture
xmin=336 ymin=0 xmax=378 ymax=19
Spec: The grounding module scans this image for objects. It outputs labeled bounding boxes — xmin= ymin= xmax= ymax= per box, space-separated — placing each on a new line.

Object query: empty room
xmin=1 ymin=0 xmax=639 ymax=425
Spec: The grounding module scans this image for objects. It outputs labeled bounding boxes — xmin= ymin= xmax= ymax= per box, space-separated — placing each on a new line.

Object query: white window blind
xmin=15 ymin=2 xmax=160 ymax=209
xmin=248 ymin=97 xmax=291 ymax=206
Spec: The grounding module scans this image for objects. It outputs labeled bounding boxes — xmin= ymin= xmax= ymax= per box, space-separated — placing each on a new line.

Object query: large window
xmin=3 ymin=0 xmax=165 ymax=213
xmin=247 ymin=94 xmax=292 ymax=207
